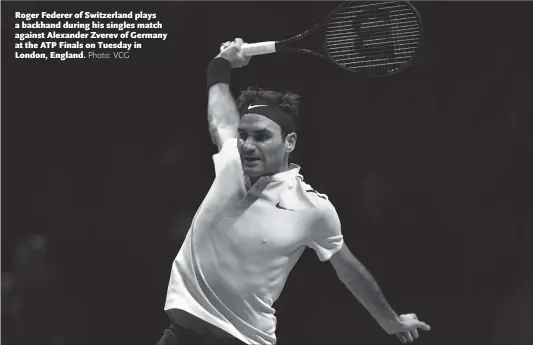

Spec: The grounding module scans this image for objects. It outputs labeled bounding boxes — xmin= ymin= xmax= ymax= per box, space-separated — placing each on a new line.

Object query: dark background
xmin=2 ymin=1 xmax=532 ymax=344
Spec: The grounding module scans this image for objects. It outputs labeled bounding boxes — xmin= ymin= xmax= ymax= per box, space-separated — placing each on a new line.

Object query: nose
xmin=242 ymin=137 xmax=255 ymax=153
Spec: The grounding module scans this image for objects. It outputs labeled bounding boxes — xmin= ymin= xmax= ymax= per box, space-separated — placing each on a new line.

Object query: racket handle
xmin=241 ymin=42 xmax=277 ymax=56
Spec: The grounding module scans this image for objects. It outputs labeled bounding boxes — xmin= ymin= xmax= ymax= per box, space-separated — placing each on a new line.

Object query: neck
xmin=249 ymin=176 xmax=260 ymax=186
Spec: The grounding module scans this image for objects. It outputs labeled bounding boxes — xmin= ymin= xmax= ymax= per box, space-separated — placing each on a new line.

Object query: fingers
xmin=395 ymin=313 xmax=431 ymax=343
xmin=405 ymin=331 xmax=414 ymax=342
xmin=234 ymin=37 xmax=244 ymax=47
xmin=219 ymin=40 xmax=231 ymax=51
xmin=411 ymin=327 xmax=419 ymax=339
xmin=396 ymin=331 xmax=416 ymax=343
xmin=417 ymin=321 xmax=431 ymax=331
xmin=406 ymin=315 xmax=420 ymax=339
xmin=217 ymin=38 xmax=250 ymax=68
xmin=400 ymin=314 xmax=431 ymax=331
xmin=220 ymin=38 xmax=243 ymax=51
xmin=396 ymin=333 xmax=407 ymax=343
xmin=408 ymin=318 xmax=430 ymax=332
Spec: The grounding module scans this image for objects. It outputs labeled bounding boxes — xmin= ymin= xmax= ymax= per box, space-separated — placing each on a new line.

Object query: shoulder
xmin=296 ymin=177 xmax=343 ymax=260
xmin=294 ymin=176 xmax=338 ymax=219
xmin=301 ymin=179 xmax=329 ymax=202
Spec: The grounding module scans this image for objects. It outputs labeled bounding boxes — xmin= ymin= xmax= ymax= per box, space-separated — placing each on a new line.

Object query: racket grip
xmin=241 ymin=42 xmax=277 ymax=56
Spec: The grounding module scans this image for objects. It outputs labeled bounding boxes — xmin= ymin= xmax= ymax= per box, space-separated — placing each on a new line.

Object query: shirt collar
xmin=270 ymin=163 xmax=301 ymax=182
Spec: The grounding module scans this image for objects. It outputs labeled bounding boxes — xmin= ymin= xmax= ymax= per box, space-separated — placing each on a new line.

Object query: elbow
xmin=332 ymin=260 xmax=369 ymax=287
xmin=330 ymin=245 xmax=364 ymax=283
xmin=208 ymin=124 xmax=219 ymax=146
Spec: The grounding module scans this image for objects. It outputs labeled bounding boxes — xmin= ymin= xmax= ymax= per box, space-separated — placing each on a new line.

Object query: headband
xmin=240 ymin=98 xmax=298 ymax=134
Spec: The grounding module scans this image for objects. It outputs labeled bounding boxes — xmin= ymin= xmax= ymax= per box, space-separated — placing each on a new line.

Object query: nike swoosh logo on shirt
xmin=248 ymin=104 xmax=268 ymax=109
xmin=276 ymin=202 xmax=295 ymax=212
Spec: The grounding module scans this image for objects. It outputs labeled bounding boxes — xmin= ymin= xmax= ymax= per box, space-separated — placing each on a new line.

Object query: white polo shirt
xmin=164 ymin=138 xmax=344 ymax=345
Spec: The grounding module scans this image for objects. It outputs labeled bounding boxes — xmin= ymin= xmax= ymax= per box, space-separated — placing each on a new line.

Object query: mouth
xmin=243 ymin=157 xmax=261 ymax=164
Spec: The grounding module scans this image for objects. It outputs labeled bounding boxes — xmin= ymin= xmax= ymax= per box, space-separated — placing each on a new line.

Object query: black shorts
xmin=156 ymin=321 xmax=246 ymax=345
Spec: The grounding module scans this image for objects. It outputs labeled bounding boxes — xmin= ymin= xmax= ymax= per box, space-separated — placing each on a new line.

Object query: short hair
xmin=236 ymin=87 xmax=301 ymax=138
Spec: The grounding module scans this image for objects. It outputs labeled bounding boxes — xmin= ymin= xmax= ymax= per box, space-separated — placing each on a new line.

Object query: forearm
xmin=206 ymin=57 xmax=239 ymax=147
xmin=207 ymin=83 xmax=239 ymax=131
xmin=338 ymin=259 xmax=399 ymax=331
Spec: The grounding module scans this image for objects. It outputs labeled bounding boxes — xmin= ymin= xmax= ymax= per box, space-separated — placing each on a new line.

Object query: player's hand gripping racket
xmin=241 ymin=0 xmax=422 ymax=77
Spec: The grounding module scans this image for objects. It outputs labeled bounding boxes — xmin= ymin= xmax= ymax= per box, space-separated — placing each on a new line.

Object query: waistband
xmin=166 ymin=308 xmax=236 ymax=339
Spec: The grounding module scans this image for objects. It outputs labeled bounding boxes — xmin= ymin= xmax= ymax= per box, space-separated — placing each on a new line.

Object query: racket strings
xmin=324 ymin=1 xmax=421 ymax=75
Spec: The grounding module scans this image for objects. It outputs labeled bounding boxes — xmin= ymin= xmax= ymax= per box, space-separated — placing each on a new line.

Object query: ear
xmin=286 ymin=132 xmax=297 ymax=153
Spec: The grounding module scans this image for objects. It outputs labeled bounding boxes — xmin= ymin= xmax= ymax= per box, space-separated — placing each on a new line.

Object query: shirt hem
xmin=164 ymin=303 xmax=255 ymax=345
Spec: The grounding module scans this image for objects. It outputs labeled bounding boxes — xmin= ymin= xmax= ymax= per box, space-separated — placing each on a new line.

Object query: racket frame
xmin=275 ymin=1 xmax=425 ymax=77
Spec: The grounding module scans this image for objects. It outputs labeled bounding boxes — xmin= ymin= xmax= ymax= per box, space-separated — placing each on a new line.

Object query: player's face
xmin=238 ymin=114 xmax=289 ymax=177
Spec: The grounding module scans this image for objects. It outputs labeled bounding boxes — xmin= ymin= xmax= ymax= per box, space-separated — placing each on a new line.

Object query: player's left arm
xmin=314 ymin=202 xmax=431 ymax=343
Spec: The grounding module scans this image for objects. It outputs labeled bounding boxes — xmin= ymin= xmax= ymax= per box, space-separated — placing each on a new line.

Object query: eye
xmin=255 ymin=133 xmax=270 ymax=141
xmin=238 ymin=132 xmax=248 ymax=140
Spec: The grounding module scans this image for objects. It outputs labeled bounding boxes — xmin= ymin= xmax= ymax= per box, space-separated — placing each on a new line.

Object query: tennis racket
xmin=241 ymin=0 xmax=423 ymax=77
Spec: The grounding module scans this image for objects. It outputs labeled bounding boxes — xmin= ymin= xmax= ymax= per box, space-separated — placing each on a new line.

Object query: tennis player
xmin=157 ymin=38 xmax=431 ymax=345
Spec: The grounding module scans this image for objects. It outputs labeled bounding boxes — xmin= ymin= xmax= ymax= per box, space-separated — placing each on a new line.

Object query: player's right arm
xmin=207 ymin=38 xmax=250 ymax=151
